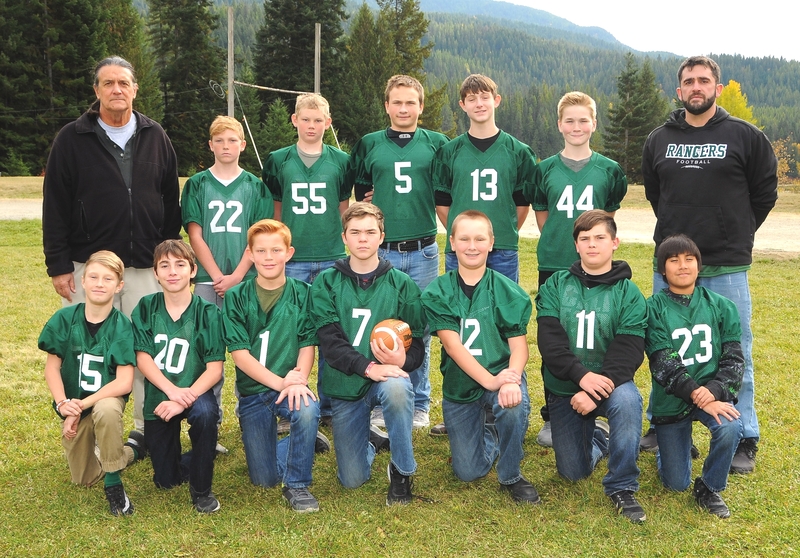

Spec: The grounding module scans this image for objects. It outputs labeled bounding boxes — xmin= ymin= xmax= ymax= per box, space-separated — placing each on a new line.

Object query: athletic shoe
xmin=412 ymin=409 xmax=430 ymax=429
xmin=640 ymin=428 xmax=658 ymax=452
xmin=386 ymin=462 xmax=413 ymax=505
xmin=276 ymin=417 xmax=291 ymax=435
xmin=536 ymin=421 xmax=553 ymax=447
xmin=215 ymin=443 xmax=229 ymax=455
xmin=105 ymin=484 xmax=134 ymax=516
xmin=609 ymin=490 xmax=646 ymax=524
xmin=691 ymin=444 xmax=701 ymax=459
xmin=730 ymin=438 xmax=757 ymax=474
xmin=124 ymin=430 xmax=147 ymax=462
xmin=190 ymin=486 xmax=221 ymax=514
xmin=369 ymin=425 xmax=390 ymax=453
xmin=315 ymin=430 xmax=331 ymax=454
xmin=500 ymin=477 xmax=541 ymax=504
xmin=429 ymin=422 xmax=448 ymax=437
xmin=693 ymin=477 xmax=731 ymax=518
xmin=319 ymin=415 xmax=333 ymax=428
xmin=370 ymin=407 xmax=386 ymax=428
xmin=595 ymin=419 xmax=610 ymax=441
xmin=282 ymin=486 xmax=319 ymax=513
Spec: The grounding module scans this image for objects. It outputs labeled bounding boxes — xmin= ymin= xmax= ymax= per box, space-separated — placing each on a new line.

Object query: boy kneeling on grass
xmin=132 ymin=240 xmax=226 ymax=513
xmin=421 ymin=210 xmax=539 ymax=504
xmin=223 ymin=219 xmax=329 ymax=513
xmin=646 ymin=234 xmax=743 ymax=518
xmin=536 ymin=210 xmax=648 ymax=524
xmin=308 ymin=202 xmax=426 ymax=505
xmin=39 ymin=250 xmax=145 ymax=516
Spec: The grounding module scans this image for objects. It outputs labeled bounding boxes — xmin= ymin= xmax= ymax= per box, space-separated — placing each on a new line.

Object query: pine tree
xmin=253 ymin=0 xmax=347 ymax=116
xmin=604 ymin=53 xmax=670 ymax=183
xmin=148 ymin=0 xmax=226 ymax=174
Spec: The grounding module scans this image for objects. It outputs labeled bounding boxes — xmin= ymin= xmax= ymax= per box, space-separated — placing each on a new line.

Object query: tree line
xmin=1 ymin=0 xmax=798 ymax=181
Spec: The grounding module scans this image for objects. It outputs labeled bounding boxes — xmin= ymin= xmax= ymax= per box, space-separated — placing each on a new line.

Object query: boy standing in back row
xmin=524 ymin=91 xmax=628 ymax=447
xmin=263 ymin=93 xmax=354 ymax=425
xmin=432 ymin=73 xmax=537 ymax=284
xmin=351 ymin=75 xmax=450 ymax=429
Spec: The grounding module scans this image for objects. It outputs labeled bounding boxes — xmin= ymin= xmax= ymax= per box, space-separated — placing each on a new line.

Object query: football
xmin=370 ymin=319 xmax=412 ymax=351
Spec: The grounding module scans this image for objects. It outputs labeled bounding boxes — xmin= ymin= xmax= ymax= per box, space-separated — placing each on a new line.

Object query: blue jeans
xmin=286 ymin=259 xmax=336 ymax=418
xmin=655 ymin=409 xmax=742 ymax=492
xmin=446 ymin=249 xmax=519 ymax=283
xmin=238 ymin=389 xmax=319 ymax=488
xmin=144 ymin=391 xmax=219 ymax=493
xmin=379 ymin=242 xmax=439 ymax=411
xmin=548 ymin=381 xmax=642 ymax=495
xmin=652 ymin=271 xmax=757 ymax=440
xmin=443 ymin=375 xmax=530 ymax=484
xmin=330 ymin=377 xmax=416 ymax=488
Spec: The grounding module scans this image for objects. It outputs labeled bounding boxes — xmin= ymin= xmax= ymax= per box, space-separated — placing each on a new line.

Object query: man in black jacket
xmin=43 ymin=56 xmax=181 ymax=434
xmin=641 ymin=55 xmax=778 ymax=474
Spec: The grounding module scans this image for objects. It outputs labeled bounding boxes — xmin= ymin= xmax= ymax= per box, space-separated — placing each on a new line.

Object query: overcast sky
xmin=504 ymin=0 xmax=800 ymax=63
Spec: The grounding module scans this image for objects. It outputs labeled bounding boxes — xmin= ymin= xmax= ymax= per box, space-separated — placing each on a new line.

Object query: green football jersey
xmin=308 ymin=265 xmax=424 ymax=401
xmin=527 ymin=153 xmax=627 ymax=272
xmin=181 ymin=169 xmax=273 ymax=283
xmin=432 ymin=131 xmax=537 ymax=251
xmin=222 ymin=277 xmax=317 ymax=397
xmin=263 ymin=144 xmax=353 ymax=262
xmin=351 ymin=128 xmax=449 ymax=241
xmin=422 ymin=269 xmax=532 ymax=403
xmin=645 ymin=287 xmax=742 ymax=419
xmin=39 ymin=305 xmax=135 ymax=417
xmin=536 ymin=270 xmax=647 ymax=397
xmin=132 ymin=293 xmax=226 ymax=420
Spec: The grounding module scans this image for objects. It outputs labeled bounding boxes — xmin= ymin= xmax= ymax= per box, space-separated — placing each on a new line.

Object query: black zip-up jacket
xmin=43 ymin=102 xmax=181 ymax=276
xmin=642 ymin=107 xmax=777 ymax=266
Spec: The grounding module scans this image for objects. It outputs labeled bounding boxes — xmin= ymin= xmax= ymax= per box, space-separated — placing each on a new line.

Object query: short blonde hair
xmin=152 ymin=239 xmax=197 ymax=271
xmin=295 ymin=93 xmax=331 ymax=118
xmin=557 ymin=91 xmax=597 ymax=122
xmin=209 ymin=115 xmax=244 ymax=141
xmin=84 ymin=250 xmax=124 ymax=281
xmin=460 ymin=74 xmax=498 ymax=101
xmin=385 ymin=75 xmax=424 ymax=105
xmin=248 ymin=219 xmax=292 ymax=250
xmin=450 ymin=210 xmax=494 ymax=238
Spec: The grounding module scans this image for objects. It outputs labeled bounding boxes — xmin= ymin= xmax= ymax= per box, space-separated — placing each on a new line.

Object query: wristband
xmin=365 ymin=362 xmax=376 ymax=378
xmin=56 ymin=399 xmax=71 ymax=413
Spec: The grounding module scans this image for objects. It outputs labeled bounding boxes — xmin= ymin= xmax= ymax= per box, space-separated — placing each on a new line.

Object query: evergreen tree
xmin=253 ymin=0 xmax=347 ymax=117
xmin=603 ymin=53 xmax=669 ymax=183
xmin=148 ymin=0 xmax=226 ymax=174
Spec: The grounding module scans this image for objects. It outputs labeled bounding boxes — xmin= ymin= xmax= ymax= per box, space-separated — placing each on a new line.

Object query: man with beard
xmin=641 ymin=56 xmax=777 ymax=474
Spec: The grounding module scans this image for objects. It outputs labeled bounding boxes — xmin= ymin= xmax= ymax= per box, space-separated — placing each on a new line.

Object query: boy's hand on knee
xmin=154 ymin=400 xmax=186 ymax=422
xmin=570 ymin=391 xmax=598 ymax=415
xmin=276 ymin=384 xmax=316 ymax=411
xmin=282 ymin=368 xmax=307 ymax=390
xmin=166 ymin=386 xmax=197 ymax=408
xmin=367 ymin=364 xmax=409 ymax=382
xmin=489 ymin=368 xmax=521 ymax=391
xmin=579 ymin=372 xmax=614 ymax=400
xmin=691 ymin=386 xmax=714 ymax=408
xmin=498 ymin=383 xmax=522 ymax=408
xmin=701 ymin=401 xmax=740 ymax=425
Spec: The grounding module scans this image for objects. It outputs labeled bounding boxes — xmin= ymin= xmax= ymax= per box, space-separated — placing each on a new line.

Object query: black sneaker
xmin=500 ymin=477 xmax=541 ymax=504
xmin=730 ymin=438 xmax=757 ymax=474
xmin=386 ymin=462 xmax=413 ymax=505
xmin=369 ymin=425 xmax=390 ymax=454
xmin=609 ymin=490 xmax=646 ymax=524
xmin=693 ymin=477 xmax=730 ymax=518
xmin=105 ymin=483 xmax=134 ymax=516
xmin=282 ymin=486 xmax=320 ymax=513
xmin=429 ymin=422 xmax=448 ymax=437
xmin=190 ymin=486 xmax=221 ymax=514
xmin=319 ymin=415 xmax=333 ymax=428
xmin=124 ymin=430 xmax=147 ymax=462
xmin=639 ymin=428 xmax=658 ymax=452
xmin=315 ymin=430 xmax=331 ymax=454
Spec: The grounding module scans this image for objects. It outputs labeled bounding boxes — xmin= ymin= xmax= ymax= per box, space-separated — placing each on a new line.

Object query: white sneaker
xmin=412 ymin=409 xmax=430 ymax=428
xmin=536 ymin=421 xmax=553 ymax=447
xmin=215 ymin=442 xmax=229 ymax=455
xmin=370 ymin=407 xmax=386 ymax=428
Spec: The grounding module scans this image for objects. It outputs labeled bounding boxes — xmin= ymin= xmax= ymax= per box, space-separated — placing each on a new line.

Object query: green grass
xmin=1 ymin=219 xmax=799 ymax=556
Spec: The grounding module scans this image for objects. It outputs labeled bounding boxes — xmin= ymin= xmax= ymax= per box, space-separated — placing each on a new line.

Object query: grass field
xmin=1 ymin=219 xmax=798 ymax=556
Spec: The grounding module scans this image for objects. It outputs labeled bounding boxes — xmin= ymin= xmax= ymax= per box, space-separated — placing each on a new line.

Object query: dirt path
xmin=2 ymin=198 xmax=797 ymax=256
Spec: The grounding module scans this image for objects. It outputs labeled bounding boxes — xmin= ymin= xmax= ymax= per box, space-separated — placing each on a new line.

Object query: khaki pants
xmin=64 ymin=263 xmax=161 ymax=432
xmin=61 ymin=397 xmax=134 ymax=486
